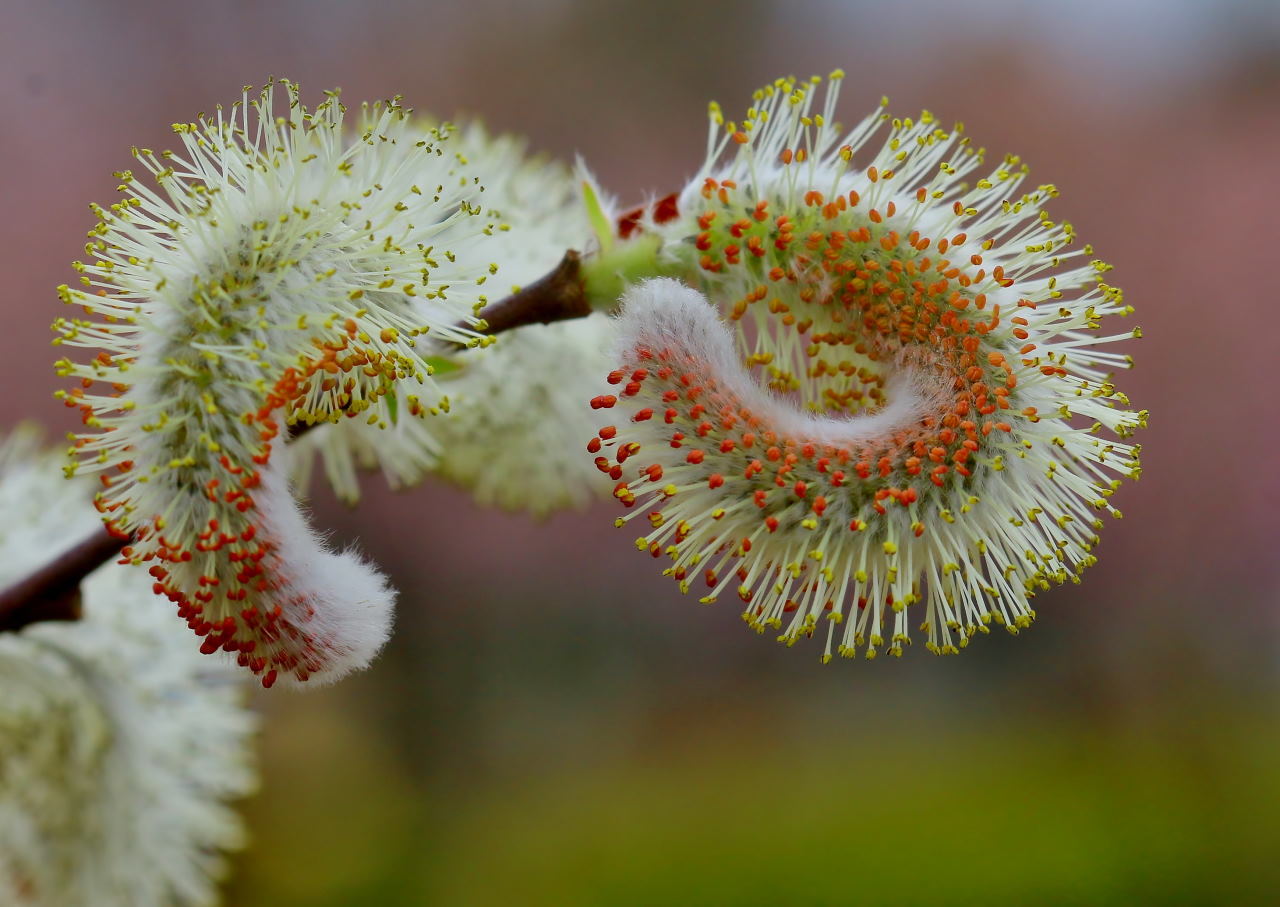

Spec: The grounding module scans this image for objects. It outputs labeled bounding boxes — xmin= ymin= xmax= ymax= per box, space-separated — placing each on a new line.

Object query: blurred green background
xmin=3 ymin=0 xmax=1279 ymax=903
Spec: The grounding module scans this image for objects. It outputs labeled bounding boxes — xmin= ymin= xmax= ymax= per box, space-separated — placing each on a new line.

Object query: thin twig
xmin=0 ymin=528 xmax=125 ymax=632
xmin=0 ymin=251 xmax=591 ymax=632
xmin=470 ymin=250 xmax=588 ymax=335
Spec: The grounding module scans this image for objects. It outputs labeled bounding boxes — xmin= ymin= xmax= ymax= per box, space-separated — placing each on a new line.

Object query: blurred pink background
xmin=3 ymin=0 xmax=1278 ymax=903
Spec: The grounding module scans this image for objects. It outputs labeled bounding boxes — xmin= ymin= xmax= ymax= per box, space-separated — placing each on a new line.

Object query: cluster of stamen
xmin=51 ymin=81 xmax=499 ymax=684
xmin=694 ymin=175 xmax=1025 ymax=480
xmin=594 ymin=73 xmax=1144 ymax=659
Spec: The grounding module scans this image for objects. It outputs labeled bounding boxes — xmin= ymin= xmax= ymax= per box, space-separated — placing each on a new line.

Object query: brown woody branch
xmin=468 ymin=250 xmax=588 ymax=335
xmin=0 ymin=251 xmax=590 ymax=633
xmin=0 ymin=528 xmax=126 ymax=631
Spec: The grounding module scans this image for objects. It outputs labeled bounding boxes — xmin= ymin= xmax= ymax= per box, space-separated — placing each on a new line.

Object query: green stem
xmin=580 ymin=234 xmax=673 ymax=310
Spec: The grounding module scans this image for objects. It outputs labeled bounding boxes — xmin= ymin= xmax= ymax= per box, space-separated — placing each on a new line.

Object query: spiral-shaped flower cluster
xmin=593 ymin=73 xmax=1144 ymax=658
xmin=52 ymin=81 xmax=506 ymax=685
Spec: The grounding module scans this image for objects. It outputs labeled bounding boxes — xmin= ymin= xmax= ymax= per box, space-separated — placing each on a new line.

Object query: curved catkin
xmin=52 ymin=80 xmax=504 ymax=686
xmin=593 ymin=73 xmax=1144 ymax=660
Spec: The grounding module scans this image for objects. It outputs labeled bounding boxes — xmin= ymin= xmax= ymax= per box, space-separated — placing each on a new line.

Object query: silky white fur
xmin=256 ymin=460 xmax=395 ymax=686
xmin=614 ymin=279 xmax=938 ymax=449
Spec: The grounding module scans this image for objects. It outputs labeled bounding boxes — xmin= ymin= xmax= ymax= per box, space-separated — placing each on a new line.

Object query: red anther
xmin=591 ymin=395 xmax=618 ymax=409
xmin=664 ymin=408 xmax=678 ymax=423
xmin=599 ymin=425 xmax=617 ymax=439
xmin=607 ymin=370 xmax=625 ymax=385
xmin=765 ymin=516 xmax=780 ymax=533
xmin=587 ymin=438 xmax=602 ymax=453
xmin=708 ymin=474 xmax=725 ymax=489
xmin=623 ymin=382 xmax=642 ymax=396
xmin=261 ymin=670 xmax=278 ymax=689
xmin=793 ymin=481 xmax=808 ymax=498
xmin=617 ymin=207 xmax=644 ymax=239
xmin=652 ymin=193 xmax=679 ymax=224
xmin=644 ymin=464 xmax=664 ymax=481
xmin=686 ymin=450 xmax=705 ymax=465
xmin=754 ymin=489 xmax=768 ymax=508
xmin=633 ymin=408 xmax=654 ymax=422
xmin=812 ymin=496 xmax=827 ymax=516
xmin=719 ymin=439 xmax=736 ymax=453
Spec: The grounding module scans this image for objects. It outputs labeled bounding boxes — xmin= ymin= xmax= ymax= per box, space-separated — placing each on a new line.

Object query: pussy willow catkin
xmin=593 ymin=73 xmax=1144 ymax=659
xmin=53 ymin=81 xmax=505 ymax=686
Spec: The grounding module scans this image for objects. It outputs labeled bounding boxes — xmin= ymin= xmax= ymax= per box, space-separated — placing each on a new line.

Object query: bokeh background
xmin=3 ymin=0 xmax=1279 ymax=903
